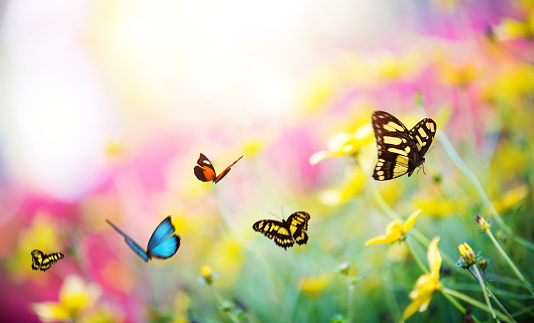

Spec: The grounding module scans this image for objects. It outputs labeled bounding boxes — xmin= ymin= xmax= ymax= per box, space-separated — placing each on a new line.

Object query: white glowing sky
xmin=0 ymin=0 xmax=397 ymax=200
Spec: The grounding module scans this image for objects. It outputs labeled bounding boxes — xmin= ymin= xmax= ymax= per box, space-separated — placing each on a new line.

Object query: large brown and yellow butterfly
xmin=253 ymin=211 xmax=310 ymax=250
xmin=31 ymin=249 xmax=64 ymax=272
xmin=372 ymin=111 xmax=436 ymax=181
xmin=194 ymin=153 xmax=243 ymax=184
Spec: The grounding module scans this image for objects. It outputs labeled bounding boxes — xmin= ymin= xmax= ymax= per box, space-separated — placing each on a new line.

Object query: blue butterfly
xmin=106 ymin=216 xmax=181 ymax=262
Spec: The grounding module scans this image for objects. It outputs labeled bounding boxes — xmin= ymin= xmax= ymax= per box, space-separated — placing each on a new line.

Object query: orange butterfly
xmin=194 ymin=153 xmax=243 ymax=184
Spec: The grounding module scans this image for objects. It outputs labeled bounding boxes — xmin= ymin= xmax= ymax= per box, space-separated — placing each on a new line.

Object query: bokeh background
xmin=1 ymin=0 xmax=533 ymax=322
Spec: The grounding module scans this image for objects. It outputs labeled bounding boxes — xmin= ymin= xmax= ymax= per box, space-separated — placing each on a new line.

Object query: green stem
xmin=440 ymin=290 xmax=480 ymax=323
xmin=442 ymin=287 xmax=513 ymax=322
xmin=361 ymin=165 xmax=399 ymax=221
xmin=404 ymin=240 xmax=429 ymax=274
xmin=487 ymin=229 xmax=534 ymax=297
xmin=210 ymin=285 xmax=239 ymax=323
xmin=470 ymin=266 xmax=496 ymax=320
xmin=416 ymin=94 xmax=509 ymax=233
xmin=436 ymin=132 xmax=509 ymax=233
xmin=463 ymin=273 xmax=517 ymax=322
xmin=346 ymin=276 xmax=354 ymax=323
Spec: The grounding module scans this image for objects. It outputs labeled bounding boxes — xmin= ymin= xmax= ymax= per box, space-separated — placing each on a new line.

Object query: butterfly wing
xmin=194 ymin=153 xmax=217 ymax=182
xmin=214 ymin=155 xmax=243 ymax=183
xmin=372 ymin=111 xmax=419 ymax=181
xmin=31 ymin=249 xmax=63 ymax=271
xmin=146 ymin=216 xmax=180 ymax=260
xmin=253 ymin=219 xmax=294 ymax=250
xmin=287 ymin=212 xmax=310 ymax=245
xmin=41 ymin=252 xmax=64 ymax=271
xmin=409 ymin=118 xmax=437 ymax=158
xmin=31 ymin=249 xmax=44 ymax=270
xmin=106 ymin=219 xmax=150 ymax=262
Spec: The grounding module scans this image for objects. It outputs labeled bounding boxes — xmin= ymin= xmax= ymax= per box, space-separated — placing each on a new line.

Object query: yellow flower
xmin=309 ymin=123 xmax=373 ymax=165
xmin=299 ymin=275 xmax=331 ymax=299
xmin=492 ymin=184 xmax=528 ymax=214
xmin=318 ymin=167 xmax=365 ymax=206
xmin=365 ymin=209 xmax=420 ymax=246
xmin=481 ymin=64 xmax=534 ymax=107
xmin=457 ymin=243 xmax=477 ymax=269
xmin=402 ymin=237 xmax=442 ymax=321
xmin=32 ymin=275 xmax=101 ymax=322
xmin=413 ymin=194 xmax=463 ymax=218
xmin=494 ymin=14 xmax=534 ymax=40
xmin=300 ymin=69 xmax=341 ymax=113
xmin=85 ymin=307 xmax=120 ymax=323
xmin=438 ymin=61 xmax=480 ymax=88
xmin=199 ymin=265 xmax=217 ymax=286
xmin=372 ymin=51 xmax=423 ymax=82
xmin=104 ymin=140 xmax=125 ymax=158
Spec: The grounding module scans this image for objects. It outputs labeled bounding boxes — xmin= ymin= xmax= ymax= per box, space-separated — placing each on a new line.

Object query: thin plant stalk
xmin=470 ymin=266 xmax=496 ymax=320
xmin=346 ymin=276 xmax=354 ymax=323
xmin=442 ymin=287 xmax=514 ymax=323
xmin=468 ymin=267 xmax=517 ymax=323
xmin=404 ymin=239 xmax=429 ymax=274
xmin=210 ymin=285 xmax=240 ymax=323
xmin=416 ymin=95 xmax=510 ymax=233
xmin=486 ymin=229 xmax=534 ymax=297
xmin=440 ymin=291 xmax=480 ymax=323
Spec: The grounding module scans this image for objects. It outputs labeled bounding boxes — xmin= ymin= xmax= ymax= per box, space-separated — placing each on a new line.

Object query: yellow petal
xmin=427 ymin=237 xmax=442 ymax=277
xmin=385 ymin=220 xmax=404 ymax=235
xmin=401 ymin=299 xmax=424 ymax=322
xmin=365 ymin=232 xmax=402 ymax=245
xmin=403 ymin=209 xmax=421 ymax=232
xmin=309 ymin=150 xmax=343 ymax=165
xmin=59 ymin=275 xmax=101 ymax=316
xmin=32 ymin=302 xmax=71 ymax=322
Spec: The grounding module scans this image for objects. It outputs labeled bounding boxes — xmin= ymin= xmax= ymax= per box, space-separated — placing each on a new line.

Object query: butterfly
xmin=194 ymin=153 xmax=243 ymax=184
xmin=105 ymin=216 xmax=180 ymax=262
xmin=31 ymin=249 xmax=64 ymax=272
xmin=252 ymin=211 xmax=310 ymax=250
xmin=372 ymin=111 xmax=437 ymax=181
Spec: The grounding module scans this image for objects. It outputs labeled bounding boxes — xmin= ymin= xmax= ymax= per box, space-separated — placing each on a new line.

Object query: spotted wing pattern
xmin=372 ymin=111 xmax=436 ymax=181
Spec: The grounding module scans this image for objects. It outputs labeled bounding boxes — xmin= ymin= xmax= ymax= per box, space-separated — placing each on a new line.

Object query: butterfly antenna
xmin=422 ymin=164 xmax=426 ymax=175
xmin=268 ymin=211 xmax=283 ymax=221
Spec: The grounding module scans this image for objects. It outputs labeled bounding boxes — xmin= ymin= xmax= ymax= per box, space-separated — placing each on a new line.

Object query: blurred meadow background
xmin=1 ymin=0 xmax=534 ymax=322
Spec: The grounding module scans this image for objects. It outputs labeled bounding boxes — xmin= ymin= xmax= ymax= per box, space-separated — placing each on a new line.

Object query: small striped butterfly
xmin=372 ymin=111 xmax=436 ymax=181
xmin=31 ymin=249 xmax=64 ymax=272
xmin=253 ymin=211 xmax=310 ymax=250
xmin=106 ymin=216 xmax=180 ymax=262
xmin=194 ymin=153 xmax=243 ymax=184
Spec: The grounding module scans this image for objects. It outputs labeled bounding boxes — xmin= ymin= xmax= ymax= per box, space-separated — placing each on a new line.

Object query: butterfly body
xmin=372 ymin=111 xmax=436 ymax=181
xmin=31 ymin=249 xmax=64 ymax=272
xmin=194 ymin=153 xmax=243 ymax=184
xmin=106 ymin=216 xmax=180 ymax=262
xmin=253 ymin=211 xmax=310 ymax=250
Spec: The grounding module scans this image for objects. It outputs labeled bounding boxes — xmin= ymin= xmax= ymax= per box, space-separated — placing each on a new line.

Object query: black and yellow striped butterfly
xmin=252 ymin=211 xmax=310 ymax=250
xmin=31 ymin=249 xmax=64 ymax=272
xmin=372 ymin=111 xmax=436 ymax=181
